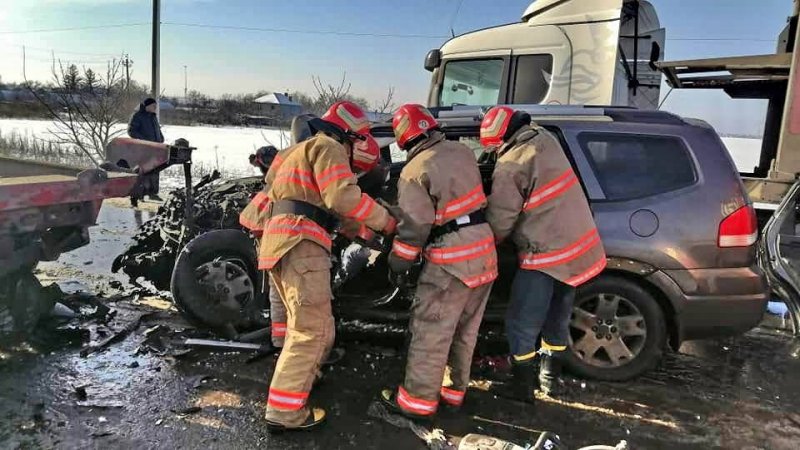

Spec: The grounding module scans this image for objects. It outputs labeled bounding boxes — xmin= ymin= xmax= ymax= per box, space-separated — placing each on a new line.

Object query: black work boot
xmin=509 ymin=358 xmax=538 ymax=403
xmin=538 ymin=353 xmax=564 ymax=397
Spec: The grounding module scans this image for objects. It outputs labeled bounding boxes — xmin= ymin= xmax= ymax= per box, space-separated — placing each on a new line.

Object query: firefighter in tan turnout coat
xmin=240 ymin=120 xmax=383 ymax=351
xmin=380 ymin=104 xmax=497 ymax=419
xmin=241 ymin=101 xmax=396 ymax=431
xmin=481 ymin=106 xmax=606 ymax=401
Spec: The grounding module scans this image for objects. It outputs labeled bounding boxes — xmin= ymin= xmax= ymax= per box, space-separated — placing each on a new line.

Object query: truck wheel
xmin=564 ymin=275 xmax=666 ymax=381
xmin=170 ymin=229 xmax=267 ymax=334
xmin=0 ymin=271 xmax=54 ymax=333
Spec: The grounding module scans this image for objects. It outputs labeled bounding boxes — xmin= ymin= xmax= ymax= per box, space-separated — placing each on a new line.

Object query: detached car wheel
xmin=171 ymin=229 xmax=267 ymax=334
xmin=565 ymin=276 xmax=666 ymax=381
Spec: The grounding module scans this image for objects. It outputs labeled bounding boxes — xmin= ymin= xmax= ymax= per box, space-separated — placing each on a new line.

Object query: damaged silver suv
xmin=370 ymin=105 xmax=769 ymax=381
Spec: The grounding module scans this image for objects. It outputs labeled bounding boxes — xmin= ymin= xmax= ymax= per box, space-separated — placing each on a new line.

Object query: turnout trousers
xmin=397 ymin=264 xmax=492 ymax=415
xmin=264 ymin=241 xmax=334 ymax=427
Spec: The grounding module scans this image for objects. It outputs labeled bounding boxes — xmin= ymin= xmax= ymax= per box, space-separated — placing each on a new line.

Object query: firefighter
xmin=250 ymin=101 xmax=396 ymax=431
xmin=240 ymin=118 xmax=383 ymax=352
xmin=481 ymin=106 xmax=606 ymax=400
xmin=380 ymin=104 xmax=497 ymax=419
xmin=240 ymin=145 xmax=285 ymax=348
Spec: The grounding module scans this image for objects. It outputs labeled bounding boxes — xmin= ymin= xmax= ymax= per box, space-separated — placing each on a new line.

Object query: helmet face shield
xmin=352 ymin=135 xmax=380 ymax=174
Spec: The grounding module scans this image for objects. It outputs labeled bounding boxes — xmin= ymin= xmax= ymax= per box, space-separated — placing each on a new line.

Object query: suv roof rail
xmin=432 ymin=104 xmax=610 ymax=120
xmin=430 ymin=104 xmax=687 ymax=125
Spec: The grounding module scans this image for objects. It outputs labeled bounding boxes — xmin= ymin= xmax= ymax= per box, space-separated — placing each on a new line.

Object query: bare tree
xmin=312 ymin=72 xmax=352 ymax=107
xmin=26 ymin=57 xmax=136 ymax=166
xmin=373 ymin=86 xmax=396 ymax=114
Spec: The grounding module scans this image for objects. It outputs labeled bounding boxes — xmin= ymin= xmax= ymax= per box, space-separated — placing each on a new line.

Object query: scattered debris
xmin=77 ymin=400 xmax=124 ymax=409
xmin=184 ymin=338 xmax=266 ymax=352
xmin=80 ymin=313 xmax=150 ymax=357
xmin=74 ymin=385 xmax=89 ymax=401
xmin=90 ymin=430 xmax=114 ymax=438
xmin=51 ymin=303 xmax=79 ymax=319
xmin=185 ymin=374 xmax=212 ymax=389
xmin=171 ymin=406 xmax=202 ymax=416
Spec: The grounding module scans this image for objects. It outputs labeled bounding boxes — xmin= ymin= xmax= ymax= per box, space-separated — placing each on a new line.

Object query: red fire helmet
xmin=392 ymin=104 xmax=438 ymax=150
xmin=321 ymin=101 xmax=371 ymax=135
xmin=480 ymin=105 xmax=515 ymax=148
xmin=352 ymin=135 xmax=381 ymax=174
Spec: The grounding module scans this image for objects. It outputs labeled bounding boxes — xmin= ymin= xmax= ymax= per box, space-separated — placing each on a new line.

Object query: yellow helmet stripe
xmin=480 ymin=109 xmax=509 ymax=138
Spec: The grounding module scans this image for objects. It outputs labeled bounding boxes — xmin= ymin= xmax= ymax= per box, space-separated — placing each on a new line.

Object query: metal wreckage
xmin=112 ymin=116 xmax=414 ymax=339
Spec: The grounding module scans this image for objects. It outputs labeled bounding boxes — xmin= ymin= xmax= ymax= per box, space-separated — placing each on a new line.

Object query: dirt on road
xmin=1 ymin=205 xmax=800 ymax=450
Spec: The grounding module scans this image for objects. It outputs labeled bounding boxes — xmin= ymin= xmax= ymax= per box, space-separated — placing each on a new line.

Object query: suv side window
xmin=577 ymin=133 xmax=697 ymax=200
xmin=511 ymin=54 xmax=553 ymax=104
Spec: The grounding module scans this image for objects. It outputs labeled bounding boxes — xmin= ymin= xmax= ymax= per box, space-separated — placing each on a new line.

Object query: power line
xmin=20 ymin=45 xmax=121 ymax=57
xmin=162 ymin=21 xmax=448 ymax=39
xmin=0 ymin=23 xmax=149 ymax=34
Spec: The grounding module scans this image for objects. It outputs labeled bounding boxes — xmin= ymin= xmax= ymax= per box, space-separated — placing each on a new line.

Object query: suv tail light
xmin=718 ymin=205 xmax=758 ymax=248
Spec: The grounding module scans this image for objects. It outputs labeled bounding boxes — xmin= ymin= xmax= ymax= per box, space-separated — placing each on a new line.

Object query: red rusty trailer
xmin=0 ymin=137 xmax=194 ymax=331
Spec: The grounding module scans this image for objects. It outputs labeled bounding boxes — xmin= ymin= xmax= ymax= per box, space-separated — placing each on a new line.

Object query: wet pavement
xmin=2 ymin=204 xmax=800 ymax=449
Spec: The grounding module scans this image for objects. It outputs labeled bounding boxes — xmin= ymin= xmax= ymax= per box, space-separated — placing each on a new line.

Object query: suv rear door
xmin=760 ymin=180 xmax=800 ymax=335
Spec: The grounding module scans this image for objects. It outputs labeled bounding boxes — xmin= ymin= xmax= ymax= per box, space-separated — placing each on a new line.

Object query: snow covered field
xmin=0 ymin=118 xmax=762 ymax=178
xmin=0 ymin=118 xmax=289 ymax=187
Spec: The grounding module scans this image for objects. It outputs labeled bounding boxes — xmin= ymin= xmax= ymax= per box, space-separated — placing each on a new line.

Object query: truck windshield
xmin=439 ymin=59 xmax=504 ymax=106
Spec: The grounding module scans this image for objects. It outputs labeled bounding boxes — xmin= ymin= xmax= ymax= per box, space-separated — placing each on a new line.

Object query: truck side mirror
xmin=425 ymin=49 xmax=441 ymax=72
xmin=649 ymin=42 xmax=661 ymax=71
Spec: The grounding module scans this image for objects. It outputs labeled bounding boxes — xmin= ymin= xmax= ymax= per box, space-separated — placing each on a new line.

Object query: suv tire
xmin=564 ymin=275 xmax=666 ymax=381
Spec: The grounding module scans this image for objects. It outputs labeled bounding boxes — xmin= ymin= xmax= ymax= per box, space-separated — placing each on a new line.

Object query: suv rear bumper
xmin=649 ymin=266 xmax=769 ymax=342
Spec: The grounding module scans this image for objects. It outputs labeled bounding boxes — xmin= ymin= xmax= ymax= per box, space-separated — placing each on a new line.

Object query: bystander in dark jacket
xmin=127 ymin=98 xmax=164 ymax=204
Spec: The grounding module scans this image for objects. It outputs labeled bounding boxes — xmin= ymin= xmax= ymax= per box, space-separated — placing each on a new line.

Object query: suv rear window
xmin=578 ymin=133 xmax=696 ymax=200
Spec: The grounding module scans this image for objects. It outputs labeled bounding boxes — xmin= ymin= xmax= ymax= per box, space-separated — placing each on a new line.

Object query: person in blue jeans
xmin=481 ymin=106 xmax=606 ymax=401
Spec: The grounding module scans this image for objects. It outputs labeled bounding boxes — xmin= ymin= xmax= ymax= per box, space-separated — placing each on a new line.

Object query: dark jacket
xmin=128 ymin=103 xmax=164 ymax=143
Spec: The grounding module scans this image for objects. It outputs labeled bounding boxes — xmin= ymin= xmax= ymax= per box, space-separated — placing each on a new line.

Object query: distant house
xmin=253 ymin=92 xmax=303 ymax=121
xmin=158 ymin=100 xmax=176 ymax=111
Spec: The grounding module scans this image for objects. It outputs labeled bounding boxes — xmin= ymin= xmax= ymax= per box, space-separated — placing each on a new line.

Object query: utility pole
xmin=22 ymin=45 xmax=26 ymax=80
xmin=122 ymin=54 xmax=132 ymax=89
xmin=151 ymin=0 xmax=161 ymax=101
xmin=184 ymin=65 xmax=188 ymax=100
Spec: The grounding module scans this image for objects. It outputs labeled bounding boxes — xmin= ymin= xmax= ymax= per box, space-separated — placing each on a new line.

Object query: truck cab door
xmin=760 ymin=180 xmax=800 ymax=335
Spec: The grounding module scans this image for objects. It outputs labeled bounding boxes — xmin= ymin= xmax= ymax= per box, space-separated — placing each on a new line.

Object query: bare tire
xmin=0 ymin=271 xmax=54 ymax=333
xmin=170 ymin=229 xmax=267 ymax=333
xmin=564 ymin=275 xmax=666 ymax=381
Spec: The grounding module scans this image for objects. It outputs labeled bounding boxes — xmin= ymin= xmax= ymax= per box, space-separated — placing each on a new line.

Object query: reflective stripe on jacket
xmin=486 ymin=126 xmax=606 ymax=287
xmin=391 ymin=131 xmax=497 ymax=288
xmin=254 ymin=133 xmax=392 ymax=269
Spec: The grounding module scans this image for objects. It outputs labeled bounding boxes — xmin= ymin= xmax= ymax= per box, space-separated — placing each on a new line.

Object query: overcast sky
xmin=0 ymin=0 xmax=792 ymax=135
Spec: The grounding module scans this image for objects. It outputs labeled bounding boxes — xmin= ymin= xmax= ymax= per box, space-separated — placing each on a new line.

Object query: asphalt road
xmin=1 ymin=204 xmax=799 ymax=450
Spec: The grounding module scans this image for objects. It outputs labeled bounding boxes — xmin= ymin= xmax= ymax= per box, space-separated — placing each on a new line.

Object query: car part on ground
xmin=112 ymin=172 xmax=261 ymax=290
xmin=171 ymin=229 xmax=266 ymax=336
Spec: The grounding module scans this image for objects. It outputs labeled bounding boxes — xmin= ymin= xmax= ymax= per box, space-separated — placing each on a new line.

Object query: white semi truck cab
xmin=425 ymin=0 xmax=665 ymax=110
